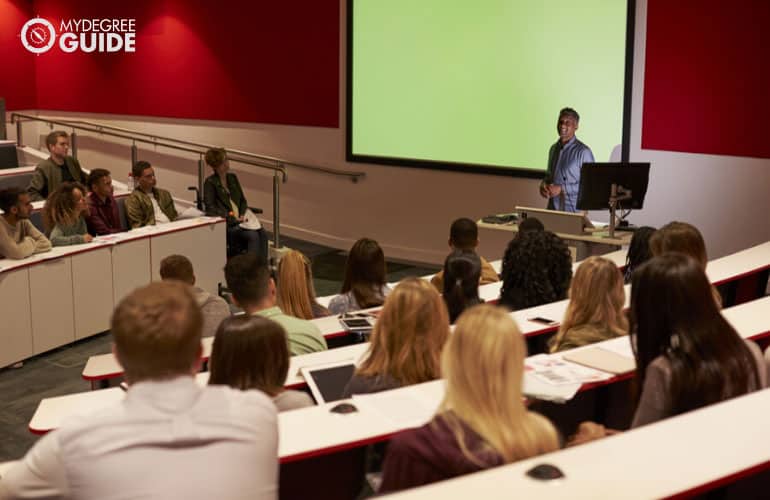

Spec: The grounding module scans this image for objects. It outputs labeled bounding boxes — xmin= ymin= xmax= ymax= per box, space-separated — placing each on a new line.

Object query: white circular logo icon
xmin=21 ymin=18 xmax=56 ymax=54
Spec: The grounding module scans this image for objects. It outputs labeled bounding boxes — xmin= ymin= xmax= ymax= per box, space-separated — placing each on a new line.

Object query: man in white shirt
xmin=0 ymin=281 xmax=278 ymax=500
xmin=124 ymin=161 xmax=178 ymax=228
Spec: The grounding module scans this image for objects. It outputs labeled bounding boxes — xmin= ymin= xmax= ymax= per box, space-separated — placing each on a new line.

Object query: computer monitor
xmin=576 ymin=162 xmax=650 ymax=211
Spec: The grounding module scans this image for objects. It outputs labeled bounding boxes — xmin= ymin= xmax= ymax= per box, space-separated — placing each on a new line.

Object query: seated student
xmin=43 ymin=182 xmax=94 ymax=246
xmin=27 ymin=130 xmax=87 ymax=202
xmin=0 ymin=282 xmax=278 ymax=500
xmin=649 ymin=221 xmax=721 ymax=306
xmin=430 ymin=218 xmax=499 ymax=291
xmin=548 ymin=256 xmax=628 ymax=353
xmin=442 ymin=249 xmax=483 ymax=323
xmin=85 ymin=168 xmax=125 ymax=235
xmin=623 ymin=225 xmax=655 ymax=283
xmin=203 ymin=147 xmax=268 ymax=260
xmin=224 ymin=253 xmax=327 ymax=355
xmin=0 ymin=187 xmax=51 ymax=259
xmin=328 ymin=238 xmax=391 ymax=315
xmin=570 ymin=253 xmax=768 ymax=444
xmin=379 ymin=305 xmax=559 ymax=493
xmin=125 ymin=160 xmax=178 ymax=228
xmin=276 ymin=250 xmax=330 ymax=319
xmin=629 ymin=253 xmax=767 ymax=427
xmin=499 ymin=230 xmax=572 ymax=310
xmin=160 ymin=254 xmax=230 ymax=338
xmin=209 ymin=315 xmax=314 ymax=412
xmin=342 ymin=278 xmax=449 ymax=396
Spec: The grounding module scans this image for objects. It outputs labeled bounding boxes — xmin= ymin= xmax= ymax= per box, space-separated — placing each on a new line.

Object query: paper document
xmin=177 ymin=206 xmax=205 ymax=220
xmin=526 ymin=354 xmax=613 ymax=385
xmin=239 ymin=208 xmax=262 ymax=230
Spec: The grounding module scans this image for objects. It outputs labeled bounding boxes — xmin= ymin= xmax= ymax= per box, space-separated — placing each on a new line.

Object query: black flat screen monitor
xmin=576 ymin=162 xmax=650 ymax=211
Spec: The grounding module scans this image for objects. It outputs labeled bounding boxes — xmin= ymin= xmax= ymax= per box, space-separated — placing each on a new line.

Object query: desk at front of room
xmin=0 ymin=217 xmax=226 ymax=368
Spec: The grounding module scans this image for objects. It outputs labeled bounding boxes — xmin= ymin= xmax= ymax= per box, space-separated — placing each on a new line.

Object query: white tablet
xmin=300 ymin=360 xmax=357 ymax=404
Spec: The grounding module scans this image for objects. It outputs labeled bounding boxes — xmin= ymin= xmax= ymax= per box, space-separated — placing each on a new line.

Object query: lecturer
xmin=539 ymin=107 xmax=594 ymax=212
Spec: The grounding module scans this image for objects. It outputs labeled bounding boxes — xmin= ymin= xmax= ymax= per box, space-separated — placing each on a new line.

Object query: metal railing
xmin=10 ymin=113 xmax=365 ymax=248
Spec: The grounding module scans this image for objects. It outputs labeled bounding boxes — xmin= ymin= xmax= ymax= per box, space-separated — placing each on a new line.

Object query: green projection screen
xmin=347 ymin=0 xmax=634 ymax=177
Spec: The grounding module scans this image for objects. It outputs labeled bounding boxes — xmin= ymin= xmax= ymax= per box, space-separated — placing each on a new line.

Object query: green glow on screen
xmin=351 ymin=0 xmax=628 ymax=172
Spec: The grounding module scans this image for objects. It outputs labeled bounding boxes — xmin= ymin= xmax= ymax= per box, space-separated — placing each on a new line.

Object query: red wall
xmin=0 ymin=0 xmax=37 ymax=110
xmin=642 ymin=0 xmax=770 ymax=158
xmin=3 ymin=0 xmax=339 ymax=127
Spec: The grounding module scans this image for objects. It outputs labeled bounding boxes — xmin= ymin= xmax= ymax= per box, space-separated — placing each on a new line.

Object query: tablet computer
xmin=339 ymin=316 xmax=375 ymax=333
xmin=300 ymin=360 xmax=357 ymax=404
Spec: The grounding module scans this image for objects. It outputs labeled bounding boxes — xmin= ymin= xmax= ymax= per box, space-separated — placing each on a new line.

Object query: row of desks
xmin=0 ymin=217 xmax=226 ymax=368
xmin=25 ymin=295 xmax=770 ymax=462
xmin=79 ymin=241 xmax=770 ymax=386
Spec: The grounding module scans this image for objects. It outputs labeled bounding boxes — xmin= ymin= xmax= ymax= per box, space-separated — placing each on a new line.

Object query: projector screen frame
xmin=345 ymin=0 xmax=637 ymax=178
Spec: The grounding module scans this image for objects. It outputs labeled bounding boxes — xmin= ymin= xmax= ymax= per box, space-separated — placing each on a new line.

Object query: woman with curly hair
xmin=498 ymin=230 xmax=572 ymax=310
xmin=342 ymin=278 xmax=449 ymax=396
xmin=43 ymin=181 xmax=93 ymax=246
xmin=328 ymin=237 xmax=390 ymax=315
xmin=276 ymin=250 xmax=330 ymax=319
xmin=379 ymin=305 xmax=559 ymax=492
xmin=549 ymin=256 xmax=628 ymax=352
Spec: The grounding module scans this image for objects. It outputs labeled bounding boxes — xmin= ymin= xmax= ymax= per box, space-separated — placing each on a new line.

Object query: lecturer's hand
xmin=539 ymin=182 xmax=551 ymax=198
xmin=548 ymin=184 xmax=562 ymax=197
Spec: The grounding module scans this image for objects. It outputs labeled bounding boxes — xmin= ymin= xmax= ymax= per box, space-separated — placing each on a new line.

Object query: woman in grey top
xmin=43 ymin=182 xmax=94 ymax=246
xmin=629 ymin=253 xmax=767 ymax=427
xmin=208 ymin=315 xmax=314 ymax=412
xmin=328 ymin=238 xmax=391 ymax=315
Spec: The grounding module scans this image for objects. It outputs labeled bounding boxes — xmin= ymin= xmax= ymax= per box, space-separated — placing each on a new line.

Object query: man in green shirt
xmin=224 ymin=253 xmax=327 ymax=355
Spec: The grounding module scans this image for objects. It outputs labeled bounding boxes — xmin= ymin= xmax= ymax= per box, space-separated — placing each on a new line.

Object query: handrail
xmin=11 ymin=112 xmax=294 ymax=248
xmin=61 ymin=118 xmax=365 ymax=183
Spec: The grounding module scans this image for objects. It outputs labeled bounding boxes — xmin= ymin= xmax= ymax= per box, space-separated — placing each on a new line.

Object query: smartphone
xmin=528 ymin=317 xmax=559 ymax=326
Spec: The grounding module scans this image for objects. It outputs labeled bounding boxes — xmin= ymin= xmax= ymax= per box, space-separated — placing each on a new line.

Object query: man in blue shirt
xmin=539 ymin=108 xmax=594 ymax=212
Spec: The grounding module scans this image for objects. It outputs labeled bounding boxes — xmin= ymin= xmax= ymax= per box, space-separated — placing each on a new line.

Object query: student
xmin=549 ymin=256 xmax=628 ymax=353
xmin=160 ymin=254 xmax=231 ymax=338
xmin=85 ymin=168 xmax=124 ymax=235
xmin=499 ymin=230 xmax=572 ymax=310
xmin=203 ymin=147 xmax=268 ymax=260
xmin=442 ymin=249 xmax=483 ymax=323
xmin=125 ymin=161 xmax=178 ymax=228
xmin=342 ymin=278 xmax=449 ymax=396
xmin=42 ymin=182 xmax=94 ymax=246
xmin=0 ymin=282 xmax=278 ymax=500
xmin=629 ymin=253 xmax=767 ymax=427
xmin=328 ymin=238 xmax=390 ymax=315
xmin=209 ymin=315 xmax=314 ymax=411
xmin=623 ymin=226 xmax=655 ymax=283
xmin=430 ymin=218 xmax=499 ymax=292
xmin=649 ymin=221 xmax=721 ymax=306
xmin=379 ymin=305 xmax=560 ymax=493
xmin=27 ymin=130 xmax=87 ymax=201
xmin=224 ymin=253 xmax=327 ymax=356
xmin=276 ymin=250 xmax=330 ymax=319
xmin=0 ymin=187 xmax=51 ymax=259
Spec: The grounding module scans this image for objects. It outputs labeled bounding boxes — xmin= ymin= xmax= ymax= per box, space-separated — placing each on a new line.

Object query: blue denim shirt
xmin=545 ymin=136 xmax=595 ymax=212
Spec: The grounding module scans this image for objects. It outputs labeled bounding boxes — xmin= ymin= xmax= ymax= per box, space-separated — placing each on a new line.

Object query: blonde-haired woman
xmin=43 ymin=181 xmax=94 ymax=246
xmin=341 ymin=278 xmax=449 ymax=396
xmin=549 ymin=256 xmax=628 ymax=353
xmin=276 ymin=250 xmax=330 ymax=319
xmin=379 ymin=305 xmax=560 ymax=492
